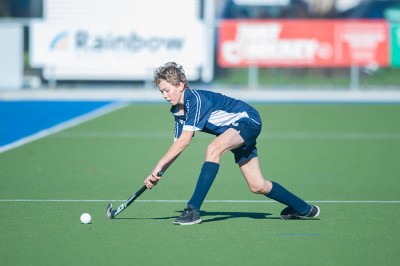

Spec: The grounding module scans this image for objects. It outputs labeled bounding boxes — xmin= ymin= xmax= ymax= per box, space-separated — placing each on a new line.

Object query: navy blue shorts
xmin=229 ymin=118 xmax=262 ymax=165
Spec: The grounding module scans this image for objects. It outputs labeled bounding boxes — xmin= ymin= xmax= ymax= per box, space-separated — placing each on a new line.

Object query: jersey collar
xmin=170 ymin=88 xmax=191 ymax=116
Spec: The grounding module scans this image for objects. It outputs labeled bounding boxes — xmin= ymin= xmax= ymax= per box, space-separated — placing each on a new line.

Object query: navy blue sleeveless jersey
xmin=171 ymin=89 xmax=261 ymax=141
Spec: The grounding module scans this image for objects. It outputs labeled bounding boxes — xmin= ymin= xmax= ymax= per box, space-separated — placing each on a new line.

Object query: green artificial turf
xmin=1 ymin=103 xmax=399 ymax=266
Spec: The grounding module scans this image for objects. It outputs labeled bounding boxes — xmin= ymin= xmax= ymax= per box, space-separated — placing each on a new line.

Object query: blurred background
xmin=0 ymin=0 xmax=399 ymax=92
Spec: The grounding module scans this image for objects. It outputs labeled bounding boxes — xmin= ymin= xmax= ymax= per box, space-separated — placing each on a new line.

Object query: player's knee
xmin=249 ymin=185 xmax=264 ymax=194
xmin=248 ymin=181 xmax=268 ymax=194
xmin=205 ymin=143 xmax=223 ymax=162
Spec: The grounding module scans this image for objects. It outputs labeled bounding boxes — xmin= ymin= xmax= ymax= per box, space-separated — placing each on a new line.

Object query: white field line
xmin=0 ymin=102 xmax=129 ymax=154
xmin=0 ymin=199 xmax=399 ymax=204
xmin=53 ymin=131 xmax=400 ymax=140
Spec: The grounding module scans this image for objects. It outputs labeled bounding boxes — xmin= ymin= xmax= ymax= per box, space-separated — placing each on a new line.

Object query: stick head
xmin=106 ymin=203 xmax=114 ymax=219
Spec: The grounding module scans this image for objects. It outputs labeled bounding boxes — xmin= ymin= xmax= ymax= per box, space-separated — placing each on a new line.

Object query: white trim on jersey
xmin=208 ymin=110 xmax=249 ymax=126
xmin=183 ymin=125 xmax=201 ymax=131
xmin=190 ymin=89 xmax=201 ymax=126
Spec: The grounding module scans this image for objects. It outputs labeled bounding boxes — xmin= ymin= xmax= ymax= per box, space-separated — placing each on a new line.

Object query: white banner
xmin=30 ymin=22 xmax=205 ymax=80
xmin=0 ymin=24 xmax=23 ymax=89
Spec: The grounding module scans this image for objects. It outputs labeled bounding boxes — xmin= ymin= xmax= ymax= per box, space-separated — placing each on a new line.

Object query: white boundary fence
xmin=2 ymin=88 xmax=400 ymax=103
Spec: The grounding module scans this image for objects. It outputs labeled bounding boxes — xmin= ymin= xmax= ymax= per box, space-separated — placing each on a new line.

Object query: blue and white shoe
xmin=280 ymin=205 xmax=320 ymax=220
xmin=173 ymin=205 xmax=202 ymax=225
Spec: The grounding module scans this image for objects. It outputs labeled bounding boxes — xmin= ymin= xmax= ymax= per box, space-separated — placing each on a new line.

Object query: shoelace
xmin=181 ymin=208 xmax=192 ymax=216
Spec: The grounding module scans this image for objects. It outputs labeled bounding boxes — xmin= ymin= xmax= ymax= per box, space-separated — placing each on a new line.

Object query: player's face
xmin=158 ymin=80 xmax=185 ymax=106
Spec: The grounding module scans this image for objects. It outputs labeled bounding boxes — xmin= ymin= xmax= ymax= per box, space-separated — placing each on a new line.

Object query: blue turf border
xmin=0 ymin=101 xmax=112 ymax=147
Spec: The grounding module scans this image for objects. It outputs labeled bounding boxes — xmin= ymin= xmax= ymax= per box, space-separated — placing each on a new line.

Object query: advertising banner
xmin=390 ymin=24 xmax=400 ymax=67
xmin=335 ymin=21 xmax=388 ymax=67
xmin=218 ymin=20 xmax=389 ymax=67
xmin=30 ymin=22 xmax=205 ymax=80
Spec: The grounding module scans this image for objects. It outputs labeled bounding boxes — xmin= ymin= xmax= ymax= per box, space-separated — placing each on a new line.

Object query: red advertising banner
xmin=218 ymin=20 xmax=389 ymax=67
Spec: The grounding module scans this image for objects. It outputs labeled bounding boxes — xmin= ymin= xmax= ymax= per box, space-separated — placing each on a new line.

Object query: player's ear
xmin=178 ymin=82 xmax=185 ymax=91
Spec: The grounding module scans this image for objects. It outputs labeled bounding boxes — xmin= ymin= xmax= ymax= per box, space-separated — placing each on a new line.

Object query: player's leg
xmin=238 ymin=157 xmax=272 ymax=194
xmin=188 ymin=127 xmax=244 ymax=206
xmin=174 ymin=128 xmax=244 ymax=225
xmin=205 ymin=127 xmax=245 ymax=163
xmin=239 ymin=157 xmax=320 ymax=219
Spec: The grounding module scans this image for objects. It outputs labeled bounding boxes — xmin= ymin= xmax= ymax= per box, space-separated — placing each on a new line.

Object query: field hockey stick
xmin=106 ymin=171 xmax=163 ymax=219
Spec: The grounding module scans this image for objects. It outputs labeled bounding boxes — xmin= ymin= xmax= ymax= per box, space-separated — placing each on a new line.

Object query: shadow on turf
xmin=198 ymin=211 xmax=321 ymax=223
xmin=199 ymin=210 xmax=279 ymax=223
xmin=113 ymin=210 xmax=283 ymax=222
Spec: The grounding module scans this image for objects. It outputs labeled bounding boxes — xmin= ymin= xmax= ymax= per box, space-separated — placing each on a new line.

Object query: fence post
xmin=350 ymin=66 xmax=360 ymax=91
xmin=248 ymin=66 xmax=259 ymax=89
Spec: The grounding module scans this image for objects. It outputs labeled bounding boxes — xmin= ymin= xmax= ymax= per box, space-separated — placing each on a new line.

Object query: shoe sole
xmin=173 ymin=219 xmax=202 ymax=225
xmin=280 ymin=213 xmax=300 ymax=220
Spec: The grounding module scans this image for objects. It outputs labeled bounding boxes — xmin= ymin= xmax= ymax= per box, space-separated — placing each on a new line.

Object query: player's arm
xmin=144 ymin=130 xmax=194 ymax=188
xmin=156 ymin=129 xmax=194 ymax=172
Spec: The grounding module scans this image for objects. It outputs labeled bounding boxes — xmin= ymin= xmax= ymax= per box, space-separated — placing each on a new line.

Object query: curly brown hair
xmin=153 ymin=62 xmax=189 ymax=89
